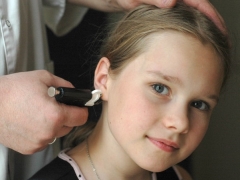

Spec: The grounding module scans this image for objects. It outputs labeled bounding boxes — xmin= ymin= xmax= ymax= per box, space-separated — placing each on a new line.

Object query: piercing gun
xmin=47 ymin=87 xmax=102 ymax=107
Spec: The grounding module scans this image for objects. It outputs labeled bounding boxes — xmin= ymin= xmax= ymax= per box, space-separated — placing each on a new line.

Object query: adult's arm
xmin=0 ymin=70 xmax=88 ymax=154
xmin=67 ymin=0 xmax=226 ymax=33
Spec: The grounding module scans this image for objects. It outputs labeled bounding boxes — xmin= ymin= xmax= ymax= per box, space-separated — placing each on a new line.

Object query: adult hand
xmin=69 ymin=0 xmax=226 ymax=33
xmin=112 ymin=0 xmax=226 ymax=34
xmin=0 ymin=70 xmax=88 ymax=154
xmin=157 ymin=0 xmax=226 ymax=34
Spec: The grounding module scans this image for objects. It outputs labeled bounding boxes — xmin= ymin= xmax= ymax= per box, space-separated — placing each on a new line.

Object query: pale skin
xmin=68 ymin=31 xmax=224 ymax=180
xmin=0 ymin=70 xmax=88 ymax=154
xmin=0 ymin=0 xmax=224 ymax=155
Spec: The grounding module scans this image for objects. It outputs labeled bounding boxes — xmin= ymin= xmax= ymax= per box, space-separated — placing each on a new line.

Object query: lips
xmin=148 ymin=137 xmax=180 ymax=152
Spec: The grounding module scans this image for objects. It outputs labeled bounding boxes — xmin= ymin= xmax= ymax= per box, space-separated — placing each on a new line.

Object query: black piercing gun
xmin=48 ymin=87 xmax=102 ymax=107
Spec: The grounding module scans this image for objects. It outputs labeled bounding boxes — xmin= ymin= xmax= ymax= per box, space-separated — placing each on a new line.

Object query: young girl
xmin=30 ymin=3 xmax=230 ymax=180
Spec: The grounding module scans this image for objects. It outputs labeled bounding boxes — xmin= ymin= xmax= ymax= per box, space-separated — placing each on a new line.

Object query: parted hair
xmin=64 ymin=3 xmax=231 ymax=148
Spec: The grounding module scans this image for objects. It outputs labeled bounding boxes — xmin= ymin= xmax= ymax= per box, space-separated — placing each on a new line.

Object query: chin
xmin=138 ymin=161 xmax=173 ymax=173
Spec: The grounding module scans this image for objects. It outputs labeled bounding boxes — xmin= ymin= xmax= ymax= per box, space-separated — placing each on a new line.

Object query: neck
xmin=84 ymin=116 xmax=152 ymax=180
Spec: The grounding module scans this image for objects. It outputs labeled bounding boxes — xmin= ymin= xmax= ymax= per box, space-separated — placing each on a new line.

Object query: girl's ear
xmin=94 ymin=57 xmax=110 ymax=101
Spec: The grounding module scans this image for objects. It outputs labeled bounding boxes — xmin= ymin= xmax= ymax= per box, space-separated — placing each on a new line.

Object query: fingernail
xmin=159 ymin=0 xmax=175 ymax=8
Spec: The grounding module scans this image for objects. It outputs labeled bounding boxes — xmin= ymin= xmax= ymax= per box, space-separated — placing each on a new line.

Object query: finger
xmin=61 ymin=104 xmax=88 ymax=127
xmin=55 ymin=126 xmax=74 ymax=138
xmin=183 ymin=0 xmax=226 ymax=34
xmin=155 ymin=0 xmax=178 ymax=8
xmin=131 ymin=0 xmax=178 ymax=9
xmin=50 ymin=75 xmax=74 ymax=88
xmin=39 ymin=70 xmax=74 ymax=88
xmin=118 ymin=0 xmax=177 ymax=10
xmin=48 ymin=137 xmax=57 ymax=145
xmin=46 ymin=126 xmax=74 ymax=144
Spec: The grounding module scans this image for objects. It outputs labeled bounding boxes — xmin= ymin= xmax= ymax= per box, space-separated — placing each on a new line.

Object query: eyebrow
xmin=146 ymin=70 xmax=219 ymax=103
xmin=146 ymin=70 xmax=183 ymax=85
xmin=207 ymin=95 xmax=219 ymax=103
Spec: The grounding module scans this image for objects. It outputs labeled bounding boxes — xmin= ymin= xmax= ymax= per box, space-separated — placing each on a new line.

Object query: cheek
xmin=188 ymin=119 xmax=209 ymax=150
xmin=107 ymin=87 xmax=157 ymax=136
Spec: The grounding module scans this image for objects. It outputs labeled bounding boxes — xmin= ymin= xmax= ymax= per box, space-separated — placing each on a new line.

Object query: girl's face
xmin=103 ymin=31 xmax=224 ymax=172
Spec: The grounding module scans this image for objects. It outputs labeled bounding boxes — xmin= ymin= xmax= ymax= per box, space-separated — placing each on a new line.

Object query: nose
xmin=162 ymin=104 xmax=189 ymax=134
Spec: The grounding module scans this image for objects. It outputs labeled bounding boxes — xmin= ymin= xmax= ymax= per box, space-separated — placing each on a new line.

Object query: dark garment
xmin=156 ymin=167 xmax=180 ymax=179
xmin=29 ymin=157 xmax=180 ymax=180
xmin=28 ymin=157 xmax=78 ymax=180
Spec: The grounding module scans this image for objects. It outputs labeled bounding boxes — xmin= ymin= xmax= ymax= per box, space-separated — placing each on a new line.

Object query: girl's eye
xmin=152 ymin=84 xmax=169 ymax=95
xmin=191 ymin=101 xmax=209 ymax=111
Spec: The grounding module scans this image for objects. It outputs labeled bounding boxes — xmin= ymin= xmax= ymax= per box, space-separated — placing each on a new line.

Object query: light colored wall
xmin=192 ymin=1 xmax=240 ymax=179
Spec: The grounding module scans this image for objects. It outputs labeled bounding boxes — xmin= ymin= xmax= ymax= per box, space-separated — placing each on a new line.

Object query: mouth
xmin=147 ymin=136 xmax=180 ymax=152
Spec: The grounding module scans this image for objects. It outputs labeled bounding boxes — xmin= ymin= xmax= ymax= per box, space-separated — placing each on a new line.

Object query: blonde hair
xmin=64 ymin=3 xmax=231 ymax=148
xmin=102 ymin=3 xmax=230 ymax=84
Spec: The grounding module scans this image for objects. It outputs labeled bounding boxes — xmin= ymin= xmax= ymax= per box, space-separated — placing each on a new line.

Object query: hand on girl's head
xmin=157 ymin=0 xmax=226 ymax=34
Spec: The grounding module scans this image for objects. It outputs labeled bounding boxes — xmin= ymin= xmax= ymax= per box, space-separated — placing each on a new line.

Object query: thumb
xmin=157 ymin=0 xmax=178 ymax=8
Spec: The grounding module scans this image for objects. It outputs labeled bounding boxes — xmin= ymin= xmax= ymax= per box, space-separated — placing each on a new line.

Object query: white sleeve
xmin=42 ymin=0 xmax=88 ymax=36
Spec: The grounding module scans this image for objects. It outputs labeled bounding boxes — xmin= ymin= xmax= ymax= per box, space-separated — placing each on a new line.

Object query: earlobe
xmin=94 ymin=57 xmax=110 ymax=101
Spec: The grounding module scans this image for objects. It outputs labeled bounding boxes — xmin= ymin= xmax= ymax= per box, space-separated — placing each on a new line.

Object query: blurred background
xmin=47 ymin=1 xmax=240 ymax=179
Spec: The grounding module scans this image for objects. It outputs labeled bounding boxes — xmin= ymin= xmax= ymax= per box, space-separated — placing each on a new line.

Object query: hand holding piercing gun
xmin=47 ymin=87 xmax=102 ymax=107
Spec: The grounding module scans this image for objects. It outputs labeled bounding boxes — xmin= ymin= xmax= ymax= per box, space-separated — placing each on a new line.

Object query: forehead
xmin=141 ymin=31 xmax=221 ymax=69
xmin=119 ymin=30 xmax=224 ymax=91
